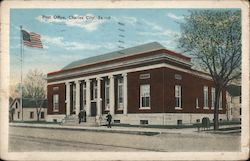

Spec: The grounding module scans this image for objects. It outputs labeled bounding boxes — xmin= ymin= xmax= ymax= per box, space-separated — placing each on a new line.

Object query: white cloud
xmin=42 ymin=35 xmax=117 ymax=51
xmin=138 ymin=29 xmax=180 ymax=38
xmin=141 ymin=19 xmax=163 ymax=31
xmin=36 ymin=14 xmax=106 ymax=32
xmin=167 ymin=13 xmax=184 ymax=20
xmin=122 ymin=16 xmax=138 ymax=26
xmin=42 ymin=35 xmax=101 ymax=50
xmin=112 ymin=16 xmax=138 ymax=26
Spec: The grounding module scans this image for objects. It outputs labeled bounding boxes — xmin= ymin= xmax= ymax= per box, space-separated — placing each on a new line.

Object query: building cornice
xmin=47 ymin=53 xmax=192 ymax=81
xmin=47 ymin=62 xmax=212 ymax=85
xmin=48 ymin=49 xmax=191 ymax=76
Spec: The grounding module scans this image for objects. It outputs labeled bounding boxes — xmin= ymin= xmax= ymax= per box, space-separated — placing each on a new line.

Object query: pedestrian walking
xmin=78 ymin=110 xmax=84 ymax=124
xmin=83 ymin=109 xmax=86 ymax=122
xmin=106 ymin=112 xmax=112 ymax=128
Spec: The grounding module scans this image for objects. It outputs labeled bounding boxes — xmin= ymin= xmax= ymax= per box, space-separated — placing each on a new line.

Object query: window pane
xmin=204 ymin=86 xmax=208 ymax=107
xmin=176 ymin=97 xmax=179 ymax=107
xmin=53 ymin=94 xmax=59 ymax=111
xmin=105 ymin=82 xmax=110 ymax=108
xmin=140 ymin=85 xmax=150 ymax=108
xmin=175 ymin=85 xmax=181 ymax=108
xmin=142 ymin=97 xmax=146 ymax=107
xmin=211 ymin=88 xmax=215 ymax=108
xmin=145 ymin=97 xmax=150 ymax=107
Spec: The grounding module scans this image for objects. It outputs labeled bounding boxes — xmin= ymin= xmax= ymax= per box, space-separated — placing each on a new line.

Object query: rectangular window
xmin=18 ymin=112 xmax=20 ymax=119
xmin=30 ymin=112 xmax=34 ymax=119
xmin=211 ymin=87 xmax=215 ymax=109
xmin=93 ymin=81 xmax=97 ymax=99
xmin=175 ymin=85 xmax=182 ymax=109
xmin=117 ymin=77 xmax=124 ymax=109
xmin=203 ymin=86 xmax=208 ymax=108
xmin=73 ymin=84 xmax=76 ymax=112
xmin=140 ymin=120 xmax=149 ymax=125
xmin=53 ymin=87 xmax=59 ymax=91
xmin=82 ymin=83 xmax=86 ymax=108
xmin=140 ymin=84 xmax=150 ymax=109
xmin=53 ymin=94 xmax=59 ymax=112
xmin=219 ymin=92 xmax=222 ymax=110
xmin=177 ymin=120 xmax=182 ymax=125
xmin=41 ymin=112 xmax=44 ymax=119
xmin=196 ymin=98 xmax=199 ymax=108
xmin=105 ymin=79 xmax=110 ymax=110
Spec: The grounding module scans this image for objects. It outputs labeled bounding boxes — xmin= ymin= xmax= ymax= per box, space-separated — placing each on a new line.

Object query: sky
xmin=10 ymin=8 xmax=190 ymax=88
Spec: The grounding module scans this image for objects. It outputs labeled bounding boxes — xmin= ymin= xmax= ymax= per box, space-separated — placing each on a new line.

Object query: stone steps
xmin=61 ymin=115 xmax=107 ymax=126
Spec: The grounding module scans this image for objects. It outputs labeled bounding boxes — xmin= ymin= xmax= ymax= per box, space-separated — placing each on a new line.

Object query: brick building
xmin=46 ymin=42 xmax=226 ymax=125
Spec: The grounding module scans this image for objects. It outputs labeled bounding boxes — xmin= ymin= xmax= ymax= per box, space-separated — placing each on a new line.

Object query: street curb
xmin=10 ymin=123 xmax=161 ymax=136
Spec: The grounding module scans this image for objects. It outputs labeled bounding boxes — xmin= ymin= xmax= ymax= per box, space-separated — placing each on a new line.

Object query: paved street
xmin=9 ymin=126 xmax=240 ymax=152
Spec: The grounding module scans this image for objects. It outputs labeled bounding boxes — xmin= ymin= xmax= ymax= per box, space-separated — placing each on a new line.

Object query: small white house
xmin=226 ymin=85 xmax=241 ymax=121
xmin=9 ymin=98 xmax=48 ymax=121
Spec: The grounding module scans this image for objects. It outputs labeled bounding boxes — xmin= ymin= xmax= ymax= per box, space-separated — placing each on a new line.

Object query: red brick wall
xmin=163 ymin=67 xmax=226 ymax=114
xmin=126 ymin=67 xmax=226 ymax=114
xmin=127 ymin=68 xmax=165 ymax=113
xmin=47 ymin=83 xmax=66 ymax=114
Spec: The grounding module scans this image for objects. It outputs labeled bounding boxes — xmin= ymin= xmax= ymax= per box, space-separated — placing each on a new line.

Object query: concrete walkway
xmin=9 ymin=123 xmax=240 ymax=136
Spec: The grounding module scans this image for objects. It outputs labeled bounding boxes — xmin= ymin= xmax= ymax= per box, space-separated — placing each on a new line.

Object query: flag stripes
xmin=21 ymin=30 xmax=43 ymax=48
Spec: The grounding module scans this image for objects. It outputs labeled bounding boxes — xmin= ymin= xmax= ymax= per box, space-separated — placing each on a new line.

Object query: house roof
xmin=227 ymin=85 xmax=241 ymax=96
xmin=10 ymin=98 xmax=48 ymax=108
xmin=62 ymin=42 xmax=190 ymax=70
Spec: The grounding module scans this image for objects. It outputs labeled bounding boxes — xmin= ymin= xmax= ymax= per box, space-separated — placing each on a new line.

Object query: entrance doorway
xmin=91 ymin=102 xmax=97 ymax=116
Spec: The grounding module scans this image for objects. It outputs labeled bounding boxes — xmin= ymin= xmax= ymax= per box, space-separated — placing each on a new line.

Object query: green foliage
xmin=179 ymin=10 xmax=241 ymax=86
xmin=178 ymin=10 xmax=241 ymax=130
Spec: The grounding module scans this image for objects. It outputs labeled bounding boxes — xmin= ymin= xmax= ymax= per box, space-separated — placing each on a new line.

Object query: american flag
xmin=21 ymin=30 xmax=43 ymax=48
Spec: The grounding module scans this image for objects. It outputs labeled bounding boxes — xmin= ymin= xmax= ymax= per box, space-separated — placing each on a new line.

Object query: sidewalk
xmin=9 ymin=122 xmax=240 ymax=137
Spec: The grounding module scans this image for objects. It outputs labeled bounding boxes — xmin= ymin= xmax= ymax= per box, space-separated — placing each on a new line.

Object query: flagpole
xmin=20 ymin=25 xmax=23 ymax=121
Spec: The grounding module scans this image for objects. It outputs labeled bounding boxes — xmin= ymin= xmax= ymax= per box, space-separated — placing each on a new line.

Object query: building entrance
xmin=91 ymin=102 xmax=97 ymax=116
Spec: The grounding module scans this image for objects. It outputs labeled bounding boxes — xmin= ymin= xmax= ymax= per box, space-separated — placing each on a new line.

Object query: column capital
xmin=65 ymin=81 xmax=71 ymax=85
xmin=108 ymin=75 xmax=114 ymax=79
xmin=74 ymin=80 xmax=81 ymax=84
xmin=85 ymin=79 xmax=91 ymax=83
xmin=122 ymin=73 xmax=127 ymax=77
xmin=96 ymin=77 xmax=103 ymax=81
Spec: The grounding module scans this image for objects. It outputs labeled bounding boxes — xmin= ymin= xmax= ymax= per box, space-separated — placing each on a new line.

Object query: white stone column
xmin=75 ymin=80 xmax=80 ymax=115
xmin=96 ymin=77 xmax=102 ymax=116
xmin=109 ymin=75 xmax=115 ymax=115
xmin=86 ymin=79 xmax=91 ymax=116
xmin=65 ymin=82 xmax=71 ymax=116
xmin=122 ymin=73 xmax=128 ymax=115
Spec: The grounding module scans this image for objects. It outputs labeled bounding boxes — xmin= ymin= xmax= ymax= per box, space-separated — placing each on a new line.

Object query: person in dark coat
xmin=78 ymin=110 xmax=84 ymax=124
xmin=106 ymin=112 xmax=112 ymax=128
xmin=83 ymin=110 xmax=86 ymax=122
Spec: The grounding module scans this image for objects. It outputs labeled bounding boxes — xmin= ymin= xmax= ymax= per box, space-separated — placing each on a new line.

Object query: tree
xmin=178 ymin=10 xmax=241 ymax=130
xmin=23 ymin=69 xmax=47 ymax=121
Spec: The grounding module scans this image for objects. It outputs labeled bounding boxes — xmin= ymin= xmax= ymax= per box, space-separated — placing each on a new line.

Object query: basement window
xmin=140 ymin=120 xmax=148 ymax=125
xmin=114 ymin=120 xmax=120 ymax=124
xmin=177 ymin=120 xmax=182 ymax=125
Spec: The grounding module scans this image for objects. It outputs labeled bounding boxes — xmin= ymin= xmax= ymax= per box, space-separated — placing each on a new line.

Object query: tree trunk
xmin=213 ymin=86 xmax=221 ymax=130
xmin=37 ymin=112 xmax=40 ymax=121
